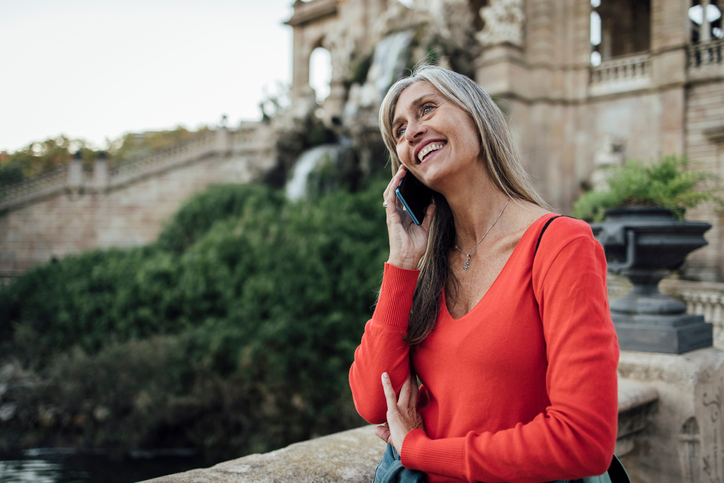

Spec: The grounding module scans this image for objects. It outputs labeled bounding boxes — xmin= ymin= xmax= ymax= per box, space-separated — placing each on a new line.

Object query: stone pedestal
xmin=618 ymin=348 xmax=724 ymax=483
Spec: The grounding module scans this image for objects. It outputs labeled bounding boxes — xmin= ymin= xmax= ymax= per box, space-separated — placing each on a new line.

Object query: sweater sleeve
xmin=349 ymin=263 xmax=420 ymax=424
xmin=400 ymin=229 xmax=619 ymax=482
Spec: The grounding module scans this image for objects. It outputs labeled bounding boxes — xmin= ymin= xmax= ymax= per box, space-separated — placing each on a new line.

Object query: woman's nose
xmin=404 ymin=121 xmax=425 ymax=142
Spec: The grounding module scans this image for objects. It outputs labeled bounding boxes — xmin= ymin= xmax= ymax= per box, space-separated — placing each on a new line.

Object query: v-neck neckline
xmin=441 ymin=213 xmax=556 ymax=321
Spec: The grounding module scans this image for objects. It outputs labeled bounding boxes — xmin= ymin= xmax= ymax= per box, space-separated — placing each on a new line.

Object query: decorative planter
xmin=591 ymin=206 xmax=713 ymax=354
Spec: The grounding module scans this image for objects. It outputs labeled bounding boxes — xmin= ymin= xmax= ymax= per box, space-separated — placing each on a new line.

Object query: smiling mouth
xmin=418 ymin=142 xmax=446 ymax=163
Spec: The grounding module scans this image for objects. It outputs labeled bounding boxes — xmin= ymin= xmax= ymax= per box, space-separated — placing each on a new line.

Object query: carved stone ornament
xmin=373 ymin=1 xmax=431 ymax=40
xmin=322 ymin=27 xmax=356 ymax=82
xmin=476 ymin=0 xmax=525 ymax=47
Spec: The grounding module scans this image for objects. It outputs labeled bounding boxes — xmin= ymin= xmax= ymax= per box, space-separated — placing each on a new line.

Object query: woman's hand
xmin=374 ymin=371 xmax=425 ymax=454
xmin=383 ymin=166 xmax=436 ymax=270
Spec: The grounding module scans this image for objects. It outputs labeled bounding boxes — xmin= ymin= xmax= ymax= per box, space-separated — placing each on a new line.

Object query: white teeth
xmin=418 ymin=143 xmax=445 ymax=162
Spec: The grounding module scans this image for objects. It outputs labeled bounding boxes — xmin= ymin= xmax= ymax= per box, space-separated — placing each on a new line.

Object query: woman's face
xmin=391 ymin=81 xmax=481 ymax=190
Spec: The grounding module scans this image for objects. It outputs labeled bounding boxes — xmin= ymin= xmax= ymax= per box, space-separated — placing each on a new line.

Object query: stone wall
xmin=0 ymin=126 xmax=275 ymax=279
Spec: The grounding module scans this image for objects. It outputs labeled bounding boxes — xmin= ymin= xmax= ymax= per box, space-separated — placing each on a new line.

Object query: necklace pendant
xmin=463 ymin=255 xmax=471 ymax=270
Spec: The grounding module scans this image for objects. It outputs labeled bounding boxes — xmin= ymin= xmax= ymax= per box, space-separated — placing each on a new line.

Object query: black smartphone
xmin=395 ymin=170 xmax=434 ymax=225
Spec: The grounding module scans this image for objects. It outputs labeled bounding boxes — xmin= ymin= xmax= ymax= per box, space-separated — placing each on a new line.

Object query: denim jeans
xmin=373 ymin=443 xmax=613 ymax=483
xmin=373 ymin=444 xmax=427 ymax=483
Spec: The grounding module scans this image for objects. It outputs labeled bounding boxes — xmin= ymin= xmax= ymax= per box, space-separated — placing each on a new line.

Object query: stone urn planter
xmin=590 ymin=206 xmax=713 ymax=353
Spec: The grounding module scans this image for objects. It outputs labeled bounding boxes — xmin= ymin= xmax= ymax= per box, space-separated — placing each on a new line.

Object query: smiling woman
xmin=349 ymin=65 xmax=622 ymax=483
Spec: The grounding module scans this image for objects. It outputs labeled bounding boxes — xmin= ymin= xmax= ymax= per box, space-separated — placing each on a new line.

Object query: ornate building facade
xmin=286 ymin=0 xmax=724 ymax=281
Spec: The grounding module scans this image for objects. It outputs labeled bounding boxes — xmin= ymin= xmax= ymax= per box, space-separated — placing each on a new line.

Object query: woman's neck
xmin=440 ymin=168 xmax=511 ymax=251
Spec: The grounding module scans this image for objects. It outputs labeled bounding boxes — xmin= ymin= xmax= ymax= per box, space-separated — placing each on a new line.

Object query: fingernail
xmin=382 ymin=372 xmax=389 ymax=379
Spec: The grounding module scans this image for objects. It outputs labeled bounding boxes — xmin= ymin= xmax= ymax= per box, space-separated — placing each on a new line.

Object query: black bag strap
xmin=534 ymin=215 xmax=564 ymax=257
xmin=607 ymin=454 xmax=631 ymax=483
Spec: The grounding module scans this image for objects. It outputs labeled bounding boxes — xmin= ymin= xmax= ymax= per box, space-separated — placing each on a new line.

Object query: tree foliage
xmin=0 ymin=127 xmax=211 ymax=188
xmin=0 ymin=179 xmax=389 ymax=458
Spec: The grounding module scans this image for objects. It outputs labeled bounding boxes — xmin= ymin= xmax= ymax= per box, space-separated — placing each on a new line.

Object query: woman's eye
xmin=395 ymin=126 xmax=406 ymax=139
xmin=422 ymin=105 xmax=434 ymax=115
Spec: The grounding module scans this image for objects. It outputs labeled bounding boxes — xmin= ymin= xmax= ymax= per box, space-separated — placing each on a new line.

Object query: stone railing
xmin=687 ymin=38 xmax=724 ymax=80
xmin=660 ymin=278 xmax=724 ymax=348
xmin=0 ymin=166 xmax=68 ymax=211
xmin=0 ymin=126 xmax=268 ymax=214
xmin=110 ymin=130 xmax=219 ymax=187
xmin=589 ymin=54 xmax=652 ymax=96
xmin=143 ymin=379 xmax=657 ymax=483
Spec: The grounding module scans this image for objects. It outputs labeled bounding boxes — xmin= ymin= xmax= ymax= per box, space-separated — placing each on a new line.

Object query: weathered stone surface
xmin=142 ymin=379 xmax=659 ymax=483
xmin=618 ymin=347 xmax=724 ymax=483
xmin=140 ymin=425 xmax=385 ymax=483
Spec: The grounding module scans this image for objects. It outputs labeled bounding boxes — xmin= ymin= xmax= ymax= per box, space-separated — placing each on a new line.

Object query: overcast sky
xmin=0 ymin=0 xmax=300 ymax=153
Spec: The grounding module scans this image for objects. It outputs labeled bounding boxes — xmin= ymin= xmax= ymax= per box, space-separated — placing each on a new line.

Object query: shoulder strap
xmin=534 ymin=215 xmax=564 ymax=257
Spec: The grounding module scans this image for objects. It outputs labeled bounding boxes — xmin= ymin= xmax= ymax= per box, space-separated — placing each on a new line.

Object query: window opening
xmin=689 ymin=1 xmax=723 ymax=42
xmin=592 ymin=0 xmax=651 ymax=63
xmin=309 ymin=47 xmax=332 ymax=105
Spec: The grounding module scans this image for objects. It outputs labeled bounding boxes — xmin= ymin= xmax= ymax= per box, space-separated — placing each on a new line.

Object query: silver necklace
xmin=454 ymin=199 xmax=510 ymax=271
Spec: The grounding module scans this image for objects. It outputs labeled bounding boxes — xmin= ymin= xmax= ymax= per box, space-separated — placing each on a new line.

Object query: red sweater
xmin=349 ymin=214 xmax=619 ymax=483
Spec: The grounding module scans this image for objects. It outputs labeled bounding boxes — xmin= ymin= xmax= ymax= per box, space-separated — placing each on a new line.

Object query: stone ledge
xmin=142 ymin=378 xmax=658 ymax=483
xmin=141 ymin=425 xmax=385 ymax=483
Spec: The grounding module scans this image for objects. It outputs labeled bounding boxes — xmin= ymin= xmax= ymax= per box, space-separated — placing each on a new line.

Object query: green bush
xmin=157 ymin=183 xmax=284 ymax=253
xmin=572 ymin=155 xmax=723 ymax=221
xmin=0 ymin=178 xmax=390 ymax=458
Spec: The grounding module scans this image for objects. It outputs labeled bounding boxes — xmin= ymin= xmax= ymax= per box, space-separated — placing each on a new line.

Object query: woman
xmin=349 ymin=65 xmax=619 ymax=483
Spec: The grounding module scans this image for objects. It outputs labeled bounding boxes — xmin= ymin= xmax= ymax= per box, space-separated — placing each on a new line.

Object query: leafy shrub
xmin=0 ymin=246 xmax=178 ymax=367
xmin=0 ymin=178 xmax=390 ymax=458
xmin=572 ymin=155 xmax=723 ymax=221
xmin=157 ymin=183 xmax=284 ymax=253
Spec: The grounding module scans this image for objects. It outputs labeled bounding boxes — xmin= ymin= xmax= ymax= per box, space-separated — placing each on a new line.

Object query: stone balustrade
xmin=0 ymin=127 xmax=268 ymax=214
xmin=142 ymin=378 xmax=658 ymax=483
xmin=687 ymin=38 xmax=724 ymax=81
xmin=0 ymin=166 xmax=68 ymax=212
xmin=110 ymin=130 xmax=219 ymax=187
xmin=660 ymin=278 xmax=724 ymax=348
xmin=589 ymin=54 xmax=652 ymax=96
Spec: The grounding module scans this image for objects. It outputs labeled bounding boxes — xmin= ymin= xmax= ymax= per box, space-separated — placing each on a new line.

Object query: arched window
xmin=309 ymin=47 xmax=332 ymax=104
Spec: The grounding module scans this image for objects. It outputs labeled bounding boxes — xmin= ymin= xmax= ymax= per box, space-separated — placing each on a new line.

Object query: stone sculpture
xmin=476 ymin=0 xmax=525 ymax=47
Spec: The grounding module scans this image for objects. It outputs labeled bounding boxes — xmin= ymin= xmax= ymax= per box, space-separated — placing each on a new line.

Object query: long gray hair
xmin=379 ymin=65 xmax=548 ymax=346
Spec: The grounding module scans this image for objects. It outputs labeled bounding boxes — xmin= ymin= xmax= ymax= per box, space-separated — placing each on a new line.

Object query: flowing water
xmin=285 ymin=144 xmax=340 ymax=201
xmin=0 ymin=448 xmax=209 ymax=483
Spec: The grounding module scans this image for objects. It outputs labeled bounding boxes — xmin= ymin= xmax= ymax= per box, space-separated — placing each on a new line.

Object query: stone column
xmin=215 ymin=127 xmax=231 ymax=156
xmin=92 ymin=153 xmax=109 ymax=193
xmin=66 ymin=154 xmax=84 ymax=198
xmin=474 ymin=0 xmax=527 ymax=97
xmin=650 ymin=0 xmax=689 ymax=155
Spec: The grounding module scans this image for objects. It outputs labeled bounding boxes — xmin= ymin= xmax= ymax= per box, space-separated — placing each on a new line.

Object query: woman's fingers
xmin=409 ymin=373 xmax=419 ymax=409
xmin=382 ymin=372 xmax=416 ymax=409
xmin=420 ymin=203 xmax=436 ymax=232
xmin=383 ymin=166 xmax=405 ymax=206
xmin=381 ymin=372 xmax=398 ymax=410
xmin=397 ymin=375 xmax=412 ymax=408
xmin=375 ymin=422 xmax=392 ymax=444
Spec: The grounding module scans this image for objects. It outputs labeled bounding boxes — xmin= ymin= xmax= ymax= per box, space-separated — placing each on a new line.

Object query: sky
xmin=0 ymin=0 xmax=303 ymax=153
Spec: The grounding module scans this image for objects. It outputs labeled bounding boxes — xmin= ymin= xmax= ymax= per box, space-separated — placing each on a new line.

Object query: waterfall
xmin=344 ymin=30 xmax=415 ymax=115
xmin=285 ymin=145 xmax=340 ymax=201
xmin=370 ymin=30 xmax=415 ymax=101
